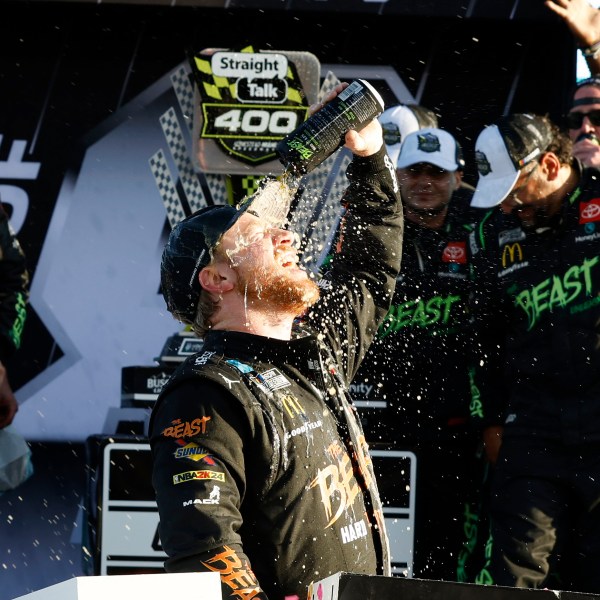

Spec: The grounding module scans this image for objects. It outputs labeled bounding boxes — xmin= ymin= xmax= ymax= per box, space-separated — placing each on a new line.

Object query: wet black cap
xmin=160 ymin=205 xmax=240 ymax=324
xmin=160 ymin=177 xmax=295 ymax=324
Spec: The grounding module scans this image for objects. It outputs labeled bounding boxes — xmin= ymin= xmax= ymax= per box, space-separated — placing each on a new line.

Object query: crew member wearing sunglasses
xmin=566 ymin=76 xmax=600 ymax=168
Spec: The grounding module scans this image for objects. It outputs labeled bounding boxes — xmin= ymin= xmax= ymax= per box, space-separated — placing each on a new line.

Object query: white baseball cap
xmin=396 ymin=127 xmax=463 ymax=172
xmin=471 ymin=113 xmax=553 ymax=209
xmin=379 ymin=104 xmax=438 ymax=167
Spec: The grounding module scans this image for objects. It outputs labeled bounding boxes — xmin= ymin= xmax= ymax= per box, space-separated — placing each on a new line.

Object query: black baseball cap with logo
xmin=161 ymin=178 xmax=294 ymax=324
xmin=471 ymin=113 xmax=553 ymax=209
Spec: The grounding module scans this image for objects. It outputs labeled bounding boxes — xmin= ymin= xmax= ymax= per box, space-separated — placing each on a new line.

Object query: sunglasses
xmin=566 ymin=109 xmax=600 ymax=129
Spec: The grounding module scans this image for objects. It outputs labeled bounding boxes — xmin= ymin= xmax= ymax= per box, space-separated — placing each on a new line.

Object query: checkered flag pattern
xmin=318 ymin=71 xmax=342 ymax=103
xmin=170 ymin=65 xmax=195 ymax=134
xmin=204 ymin=173 xmax=230 ymax=206
xmin=240 ymin=175 xmax=262 ymax=199
xmin=159 ymin=107 xmax=207 ymax=214
xmin=149 ymin=149 xmax=185 ymax=229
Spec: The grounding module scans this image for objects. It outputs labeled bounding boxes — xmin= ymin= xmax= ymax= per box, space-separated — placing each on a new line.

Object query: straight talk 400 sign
xmin=190 ymin=46 xmax=321 ymax=175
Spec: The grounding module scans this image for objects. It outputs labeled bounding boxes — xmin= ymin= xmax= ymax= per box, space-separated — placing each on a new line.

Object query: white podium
xmin=13 ymin=573 xmax=222 ymax=600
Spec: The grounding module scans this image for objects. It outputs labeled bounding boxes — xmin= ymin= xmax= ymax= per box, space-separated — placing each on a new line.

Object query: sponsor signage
xmin=189 ymin=46 xmax=320 ymax=174
xmin=501 ymin=242 xmax=524 ymax=268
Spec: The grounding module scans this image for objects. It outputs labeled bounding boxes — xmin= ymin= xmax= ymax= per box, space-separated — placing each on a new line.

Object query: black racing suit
xmin=149 ymin=147 xmax=403 ymax=600
xmin=350 ymin=189 xmax=487 ymax=581
xmin=469 ymin=162 xmax=600 ymax=592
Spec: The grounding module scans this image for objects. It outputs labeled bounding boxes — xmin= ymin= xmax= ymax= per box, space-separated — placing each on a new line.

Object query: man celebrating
xmin=350 ymin=127 xmax=484 ymax=581
xmin=566 ymin=77 xmax=600 ymax=168
xmin=149 ymin=83 xmax=403 ymax=600
xmin=469 ymin=113 xmax=600 ymax=593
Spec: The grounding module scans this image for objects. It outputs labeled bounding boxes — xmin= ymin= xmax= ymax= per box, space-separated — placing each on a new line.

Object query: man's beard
xmin=236 ymin=266 xmax=320 ymax=316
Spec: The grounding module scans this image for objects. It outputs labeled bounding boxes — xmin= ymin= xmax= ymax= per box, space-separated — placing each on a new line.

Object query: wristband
xmin=582 ymin=39 xmax=600 ymax=59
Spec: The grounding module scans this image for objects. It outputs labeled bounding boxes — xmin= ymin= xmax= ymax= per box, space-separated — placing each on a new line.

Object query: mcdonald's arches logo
xmin=501 ymin=243 xmax=524 ymax=268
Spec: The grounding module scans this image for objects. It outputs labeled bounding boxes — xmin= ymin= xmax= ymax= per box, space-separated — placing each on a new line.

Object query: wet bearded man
xmin=207 ymin=215 xmax=320 ymax=327
xmin=469 ymin=113 xmax=600 ymax=593
xmin=150 ymin=81 xmax=403 ymax=600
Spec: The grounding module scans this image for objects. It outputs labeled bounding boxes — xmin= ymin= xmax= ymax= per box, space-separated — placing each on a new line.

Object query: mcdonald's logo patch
xmin=442 ymin=241 xmax=467 ymax=264
xmin=502 ymin=243 xmax=524 ymax=268
xmin=579 ymin=198 xmax=600 ymax=224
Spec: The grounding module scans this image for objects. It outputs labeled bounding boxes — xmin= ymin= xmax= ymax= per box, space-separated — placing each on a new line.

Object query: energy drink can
xmin=276 ymin=79 xmax=385 ymax=177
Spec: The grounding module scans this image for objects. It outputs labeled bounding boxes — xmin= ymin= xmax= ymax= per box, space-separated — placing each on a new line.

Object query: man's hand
xmin=546 ymin=0 xmax=600 ymax=48
xmin=344 ymin=118 xmax=383 ymax=157
xmin=0 ymin=362 xmax=17 ymax=429
xmin=573 ymin=136 xmax=600 ymax=166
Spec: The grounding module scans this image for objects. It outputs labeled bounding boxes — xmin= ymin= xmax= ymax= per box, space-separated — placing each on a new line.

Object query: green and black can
xmin=276 ymin=79 xmax=385 ymax=177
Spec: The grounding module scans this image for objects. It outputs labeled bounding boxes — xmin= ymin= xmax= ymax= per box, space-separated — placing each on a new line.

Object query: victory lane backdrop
xmin=0 ymin=1 xmax=573 ymax=442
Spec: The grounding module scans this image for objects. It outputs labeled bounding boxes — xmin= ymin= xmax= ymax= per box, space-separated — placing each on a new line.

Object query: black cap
xmin=570 ymin=76 xmax=600 ymax=108
xmin=160 ymin=177 xmax=296 ymax=324
xmin=161 ymin=205 xmax=240 ymax=324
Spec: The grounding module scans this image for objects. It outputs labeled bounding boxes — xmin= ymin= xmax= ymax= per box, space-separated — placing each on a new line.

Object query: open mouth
xmin=276 ymin=250 xmax=299 ymax=269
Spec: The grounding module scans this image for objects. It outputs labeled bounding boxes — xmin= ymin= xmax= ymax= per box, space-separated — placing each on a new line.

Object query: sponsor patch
xmin=251 ymin=368 xmax=290 ymax=391
xmin=201 ymin=545 xmax=261 ymax=597
xmin=340 ymin=519 xmax=368 ymax=544
xmin=173 ymin=470 xmax=225 ymax=485
xmin=498 ymin=227 xmax=526 ymax=246
xmin=442 ymin=241 xmax=467 ymax=264
xmin=501 ymin=242 xmax=524 ymax=268
xmin=194 ymin=351 xmax=216 ymax=366
xmin=162 ymin=416 xmax=211 ymax=438
xmin=579 ymin=198 xmax=600 ymax=224
xmin=182 ymin=485 xmax=221 ymax=505
xmin=284 ymin=419 xmax=323 ymax=443
xmin=174 ymin=441 xmax=217 ymax=464
xmin=417 ymin=132 xmax=441 ymax=153
xmin=475 ymin=150 xmax=491 ymax=176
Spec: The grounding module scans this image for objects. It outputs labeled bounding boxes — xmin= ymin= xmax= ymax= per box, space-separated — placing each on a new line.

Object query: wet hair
xmin=190 ymin=243 xmax=226 ymax=338
xmin=192 ymin=289 xmax=219 ymax=338
xmin=542 ymin=116 xmax=573 ymax=166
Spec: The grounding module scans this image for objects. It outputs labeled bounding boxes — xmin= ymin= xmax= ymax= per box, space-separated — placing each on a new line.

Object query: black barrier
xmin=310 ymin=572 xmax=600 ymax=600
